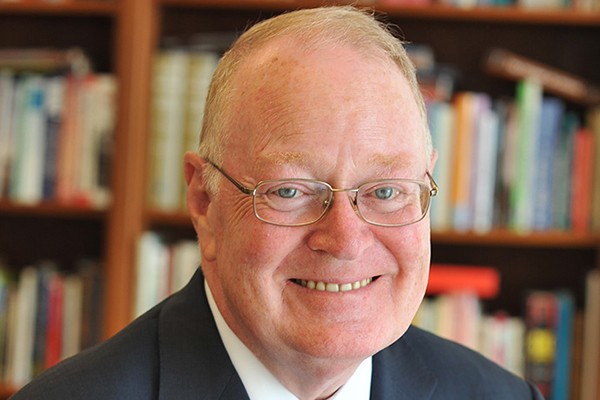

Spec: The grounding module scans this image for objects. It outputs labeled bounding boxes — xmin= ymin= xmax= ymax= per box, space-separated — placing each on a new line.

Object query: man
xmin=12 ymin=6 xmax=543 ymax=400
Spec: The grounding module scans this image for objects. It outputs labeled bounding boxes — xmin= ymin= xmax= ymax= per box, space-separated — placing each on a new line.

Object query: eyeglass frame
xmin=206 ymin=160 xmax=439 ymax=227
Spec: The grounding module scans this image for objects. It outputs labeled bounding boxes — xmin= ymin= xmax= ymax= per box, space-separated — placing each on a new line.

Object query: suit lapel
xmin=157 ymin=270 xmax=250 ymax=400
xmin=370 ymin=327 xmax=438 ymax=400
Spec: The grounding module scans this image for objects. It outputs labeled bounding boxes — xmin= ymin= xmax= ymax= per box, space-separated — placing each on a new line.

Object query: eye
xmin=374 ymin=186 xmax=396 ymax=200
xmin=276 ymin=187 xmax=299 ymax=199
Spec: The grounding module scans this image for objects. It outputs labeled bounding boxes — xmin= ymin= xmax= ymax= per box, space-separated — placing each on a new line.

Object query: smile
xmin=292 ymin=277 xmax=375 ymax=293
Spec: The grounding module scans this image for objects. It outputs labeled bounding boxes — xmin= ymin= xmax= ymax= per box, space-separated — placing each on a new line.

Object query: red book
xmin=44 ymin=274 xmax=64 ymax=369
xmin=427 ymin=264 xmax=500 ymax=299
xmin=570 ymin=128 xmax=595 ymax=233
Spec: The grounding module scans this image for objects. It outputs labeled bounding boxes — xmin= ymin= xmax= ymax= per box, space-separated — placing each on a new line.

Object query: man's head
xmin=185 ymin=5 xmax=436 ymax=394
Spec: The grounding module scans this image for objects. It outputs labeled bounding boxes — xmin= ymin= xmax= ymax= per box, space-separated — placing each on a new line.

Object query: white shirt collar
xmin=205 ymin=280 xmax=372 ymax=400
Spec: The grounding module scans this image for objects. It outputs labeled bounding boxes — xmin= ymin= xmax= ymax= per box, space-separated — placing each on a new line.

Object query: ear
xmin=184 ymin=152 xmax=216 ymax=261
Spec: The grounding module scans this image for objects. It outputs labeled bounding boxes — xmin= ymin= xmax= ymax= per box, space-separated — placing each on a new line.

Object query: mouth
xmin=291 ymin=276 xmax=379 ymax=293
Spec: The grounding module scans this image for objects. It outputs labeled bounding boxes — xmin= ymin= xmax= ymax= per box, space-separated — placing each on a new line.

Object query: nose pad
xmin=348 ymin=194 xmax=359 ymax=213
xmin=321 ymin=191 xmax=361 ymax=221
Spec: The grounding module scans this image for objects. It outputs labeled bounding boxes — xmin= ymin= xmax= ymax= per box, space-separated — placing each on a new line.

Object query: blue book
xmin=551 ymin=291 xmax=574 ymax=400
xmin=532 ymin=97 xmax=564 ymax=231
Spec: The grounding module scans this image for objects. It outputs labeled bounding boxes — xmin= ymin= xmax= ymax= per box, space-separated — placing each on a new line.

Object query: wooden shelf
xmin=0 ymin=1 xmax=117 ymax=16
xmin=432 ymin=229 xmax=600 ymax=248
xmin=379 ymin=4 xmax=600 ymax=25
xmin=0 ymin=200 xmax=106 ymax=220
xmin=159 ymin=0 xmax=600 ymax=26
xmin=145 ymin=208 xmax=191 ymax=227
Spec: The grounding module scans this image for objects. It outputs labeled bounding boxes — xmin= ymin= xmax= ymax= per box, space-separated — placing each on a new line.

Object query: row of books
xmin=0 ymin=69 xmax=117 ymax=208
xmin=428 ymin=80 xmax=600 ymax=234
xmin=0 ymin=259 xmax=103 ymax=389
xmin=148 ymin=48 xmax=220 ymax=211
xmin=417 ymin=265 xmax=600 ymax=400
xmin=133 ymin=233 xmax=200 ymax=318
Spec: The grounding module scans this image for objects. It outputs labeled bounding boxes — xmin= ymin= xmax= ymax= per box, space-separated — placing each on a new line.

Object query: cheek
xmin=388 ymin=224 xmax=431 ymax=300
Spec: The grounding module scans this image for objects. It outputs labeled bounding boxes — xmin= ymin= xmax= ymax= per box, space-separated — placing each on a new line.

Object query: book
xmin=170 ymin=241 xmax=200 ymax=294
xmin=0 ymin=70 xmax=15 ymax=198
xmin=471 ymin=96 xmax=499 ymax=233
xmin=9 ymin=75 xmax=47 ymax=204
xmin=427 ymin=264 xmax=500 ymax=299
xmin=588 ymin=106 xmax=600 ymax=232
xmin=525 ymin=291 xmax=559 ymax=398
xmin=42 ymin=75 xmax=65 ymax=200
xmin=532 ymin=98 xmax=565 ymax=231
xmin=552 ymin=112 xmax=578 ymax=230
xmin=133 ymin=232 xmax=170 ymax=317
xmin=491 ymin=99 xmax=512 ymax=229
xmin=580 ymin=269 xmax=600 ymax=400
xmin=511 ymin=79 xmax=542 ymax=233
xmin=44 ymin=271 xmax=64 ymax=369
xmin=6 ymin=267 xmax=38 ymax=387
xmin=483 ymin=48 xmax=600 ymax=106
xmin=148 ymin=49 xmax=190 ymax=211
xmin=450 ymin=92 xmax=478 ymax=232
xmin=551 ymin=291 xmax=575 ymax=400
xmin=78 ymin=260 xmax=103 ymax=350
xmin=524 ymin=290 xmax=575 ymax=399
xmin=427 ymin=101 xmax=455 ymax=231
xmin=569 ymin=128 xmax=595 ymax=233
xmin=61 ymin=274 xmax=83 ymax=360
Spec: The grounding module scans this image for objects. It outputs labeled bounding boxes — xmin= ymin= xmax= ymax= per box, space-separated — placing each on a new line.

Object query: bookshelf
xmin=0 ymin=0 xmax=599 ymax=397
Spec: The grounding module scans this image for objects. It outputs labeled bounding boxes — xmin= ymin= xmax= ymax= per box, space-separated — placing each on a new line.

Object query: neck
xmin=256 ymin=348 xmax=364 ymax=400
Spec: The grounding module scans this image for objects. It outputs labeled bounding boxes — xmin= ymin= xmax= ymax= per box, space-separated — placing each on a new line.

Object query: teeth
xmin=296 ymin=277 xmax=373 ymax=293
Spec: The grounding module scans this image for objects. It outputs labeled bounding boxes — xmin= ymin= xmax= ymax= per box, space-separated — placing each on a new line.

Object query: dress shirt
xmin=205 ymin=280 xmax=372 ymax=400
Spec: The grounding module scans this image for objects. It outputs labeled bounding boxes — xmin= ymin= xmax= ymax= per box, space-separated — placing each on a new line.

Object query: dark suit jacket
xmin=11 ymin=270 xmax=543 ymax=399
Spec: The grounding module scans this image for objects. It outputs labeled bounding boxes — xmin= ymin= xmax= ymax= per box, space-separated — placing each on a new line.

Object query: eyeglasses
xmin=207 ymin=161 xmax=438 ymax=227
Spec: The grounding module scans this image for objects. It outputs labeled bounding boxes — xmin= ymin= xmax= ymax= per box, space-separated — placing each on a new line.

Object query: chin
xmin=291 ymin=321 xmax=405 ymax=361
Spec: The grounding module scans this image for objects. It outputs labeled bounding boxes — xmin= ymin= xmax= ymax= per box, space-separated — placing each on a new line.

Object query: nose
xmin=306 ymin=192 xmax=372 ymax=260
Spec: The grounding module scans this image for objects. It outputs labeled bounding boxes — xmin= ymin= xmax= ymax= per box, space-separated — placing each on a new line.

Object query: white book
xmin=10 ymin=75 xmax=47 ymax=204
xmin=76 ymin=74 xmax=116 ymax=208
xmin=472 ymin=99 xmax=499 ymax=233
xmin=149 ymin=50 xmax=190 ymax=211
xmin=61 ymin=274 xmax=83 ymax=360
xmin=170 ymin=240 xmax=200 ymax=294
xmin=133 ymin=232 xmax=170 ymax=317
xmin=8 ymin=267 xmax=38 ymax=387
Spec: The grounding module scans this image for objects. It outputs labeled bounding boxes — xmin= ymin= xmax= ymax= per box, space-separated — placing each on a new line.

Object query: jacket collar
xmin=370 ymin=327 xmax=438 ymax=400
xmin=157 ymin=269 xmax=250 ymax=400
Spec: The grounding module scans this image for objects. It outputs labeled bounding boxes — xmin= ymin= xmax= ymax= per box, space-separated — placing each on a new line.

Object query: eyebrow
xmin=258 ymin=152 xmax=308 ymax=166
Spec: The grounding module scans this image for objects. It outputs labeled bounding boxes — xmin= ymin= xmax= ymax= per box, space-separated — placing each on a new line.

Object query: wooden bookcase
xmin=1 ymin=0 xmax=599 ymax=397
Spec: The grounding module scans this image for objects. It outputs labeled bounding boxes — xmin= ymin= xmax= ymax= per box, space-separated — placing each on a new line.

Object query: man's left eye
xmin=276 ymin=187 xmax=298 ymax=198
xmin=374 ymin=187 xmax=396 ymax=200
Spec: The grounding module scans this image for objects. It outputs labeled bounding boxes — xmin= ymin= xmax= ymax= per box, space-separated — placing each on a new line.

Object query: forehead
xmin=224 ymin=38 xmax=426 ymax=169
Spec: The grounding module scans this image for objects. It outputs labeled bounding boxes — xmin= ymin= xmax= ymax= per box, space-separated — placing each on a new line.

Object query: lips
xmin=292 ymin=277 xmax=376 ymax=292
